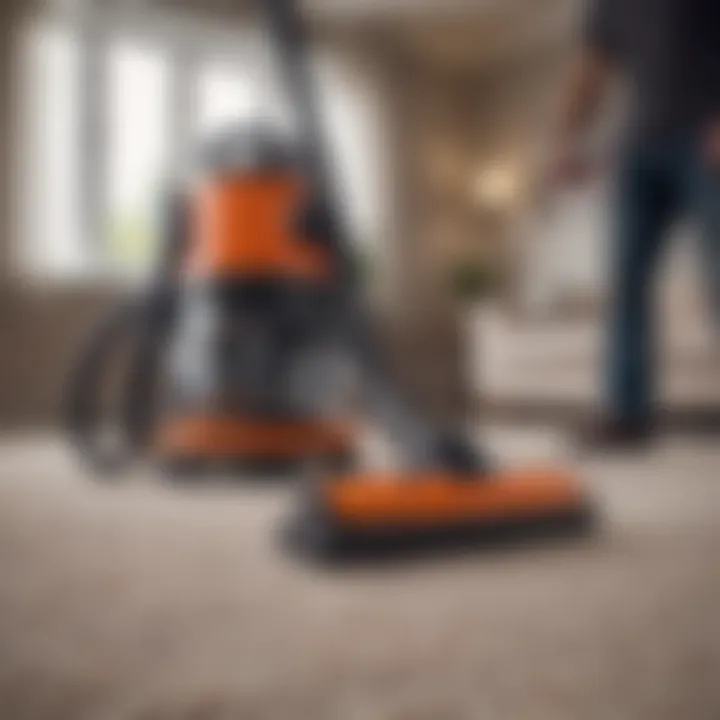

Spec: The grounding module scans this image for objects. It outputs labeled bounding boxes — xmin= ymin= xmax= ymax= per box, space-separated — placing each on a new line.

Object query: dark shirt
xmin=586 ymin=0 xmax=720 ymax=135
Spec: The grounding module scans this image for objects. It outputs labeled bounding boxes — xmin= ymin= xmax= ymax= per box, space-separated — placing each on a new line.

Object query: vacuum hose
xmin=62 ymin=287 xmax=178 ymax=475
xmin=62 ymin=190 xmax=186 ymax=475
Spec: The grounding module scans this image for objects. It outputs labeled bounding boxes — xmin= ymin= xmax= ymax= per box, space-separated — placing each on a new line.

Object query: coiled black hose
xmin=62 ymin=286 xmax=178 ymax=475
xmin=62 ymin=189 xmax=187 ymax=475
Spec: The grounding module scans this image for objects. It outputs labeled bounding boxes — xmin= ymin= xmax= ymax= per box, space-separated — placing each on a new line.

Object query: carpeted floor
xmin=0 ymin=429 xmax=718 ymax=720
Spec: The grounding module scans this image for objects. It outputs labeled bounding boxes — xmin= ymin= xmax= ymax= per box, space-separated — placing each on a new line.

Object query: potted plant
xmin=446 ymin=257 xmax=505 ymax=392
xmin=448 ymin=260 xmax=501 ymax=306
xmin=447 ymin=256 xmax=504 ymax=314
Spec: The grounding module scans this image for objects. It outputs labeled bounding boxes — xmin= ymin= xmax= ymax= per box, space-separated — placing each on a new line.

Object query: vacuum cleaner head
xmin=285 ymin=469 xmax=595 ymax=563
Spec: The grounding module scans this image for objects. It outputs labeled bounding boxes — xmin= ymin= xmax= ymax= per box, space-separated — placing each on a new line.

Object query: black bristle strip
xmin=283 ymin=502 xmax=597 ymax=566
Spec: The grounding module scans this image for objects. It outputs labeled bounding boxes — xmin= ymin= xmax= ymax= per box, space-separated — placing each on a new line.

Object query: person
xmin=551 ymin=0 xmax=720 ymax=447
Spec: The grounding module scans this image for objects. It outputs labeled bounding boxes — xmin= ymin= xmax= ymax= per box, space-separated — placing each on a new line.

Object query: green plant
xmin=107 ymin=208 xmax=155 ymax=270
xmin=351 ymin=246 xmax=376 ymax=288
xmin=447 ymin=260 xmax=501 ymax=303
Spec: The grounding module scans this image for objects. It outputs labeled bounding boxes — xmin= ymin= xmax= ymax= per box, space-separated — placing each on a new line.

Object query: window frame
xmin=17 ymin=2 xmax=385 ymax=284
xmin=19 ymin=2 xmax=264 ymax=281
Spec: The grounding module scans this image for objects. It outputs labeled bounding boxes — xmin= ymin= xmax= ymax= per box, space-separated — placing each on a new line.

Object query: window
xmin=196 ymin=62 xmax=257 ymax=137
xmin=316 ymin=55 xmax=384 ymax=251
xmin=19 ymin=21 xmax=82 ymax=275
xmin=105 ymin=42 xmax=170 ymax=272
xmin=19 ymin=9 xmax=384 ymax=280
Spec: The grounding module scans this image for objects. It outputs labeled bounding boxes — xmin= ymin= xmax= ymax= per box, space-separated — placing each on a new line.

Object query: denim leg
xmin=689 ymin=159 xmax=720 ymax=340
xmin=607 ymin=144 xmax=681 ymax=419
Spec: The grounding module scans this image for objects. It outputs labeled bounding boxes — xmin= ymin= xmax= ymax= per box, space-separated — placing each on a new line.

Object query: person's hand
xmin=703 ymin=121 xmax=720 ymax=168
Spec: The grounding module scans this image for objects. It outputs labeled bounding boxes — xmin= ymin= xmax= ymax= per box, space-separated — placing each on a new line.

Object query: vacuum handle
xmin=260 ymin=0 xmax=488 ymax=475
xmin=260 ymin=1 xmax=323 ymax=179
xmin=259 ymin=0 xmax=355 ymax=278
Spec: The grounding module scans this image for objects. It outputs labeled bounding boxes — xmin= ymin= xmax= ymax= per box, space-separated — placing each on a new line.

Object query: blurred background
xmin=0 ymin=1 xmax=718 ymax=719
xmin=0 ymin=0 xmax=717 ymax=429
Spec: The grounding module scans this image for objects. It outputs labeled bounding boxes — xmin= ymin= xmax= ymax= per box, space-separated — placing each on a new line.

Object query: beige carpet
xmin=0 ymin=430 xmax=718 ymax=720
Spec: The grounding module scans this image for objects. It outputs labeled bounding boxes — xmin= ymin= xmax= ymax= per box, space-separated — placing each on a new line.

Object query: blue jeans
xmin=609 ymin=135 xmax=720 ymax=420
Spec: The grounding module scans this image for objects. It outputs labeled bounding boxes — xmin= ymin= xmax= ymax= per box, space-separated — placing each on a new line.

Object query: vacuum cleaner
xmin=64 ymin=132 xmax=356 ymax=476
xmin=64 ymin=0 xmax=594 ymax=561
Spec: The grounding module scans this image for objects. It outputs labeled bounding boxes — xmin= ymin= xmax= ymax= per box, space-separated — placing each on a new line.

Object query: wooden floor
xmin=0 ymin=429 xmax=718 ymax=720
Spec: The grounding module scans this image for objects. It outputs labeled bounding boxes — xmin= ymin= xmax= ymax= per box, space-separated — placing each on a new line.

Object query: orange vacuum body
xmin=185 ymin=172 xmax=331 ymax=281
xmin=154 ymin=134 xmax=355 ymax=473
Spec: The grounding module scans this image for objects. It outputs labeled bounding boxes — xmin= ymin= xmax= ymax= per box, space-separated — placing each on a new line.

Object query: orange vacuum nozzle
xmin=324 ymin=469 xmax=587 ymax=528
xmin=286 ymin=469 xmax=594 ymax=562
